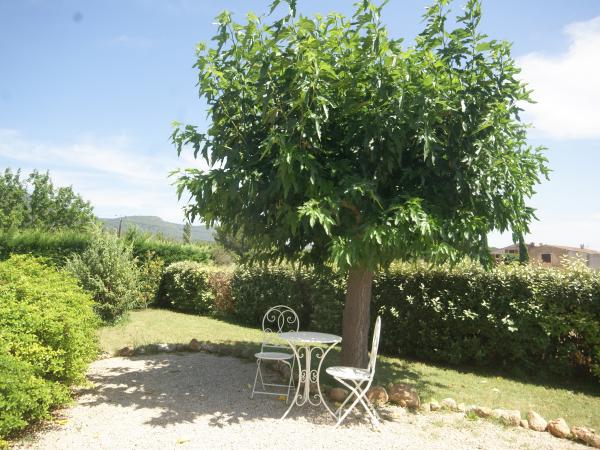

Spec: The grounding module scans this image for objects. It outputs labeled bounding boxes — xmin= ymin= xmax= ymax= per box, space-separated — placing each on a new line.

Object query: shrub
xmin=0 ymin=255 xmax=98 ymax=437
xmin=0 ymin=354 xmax=62 ymax=438
xmin=66 ymin=228 xmax=142 ymax=323
xmin=137 ymin=252 xmax=165 ymax=308
xmin=157 ymin=261 xmax=231 ymax=314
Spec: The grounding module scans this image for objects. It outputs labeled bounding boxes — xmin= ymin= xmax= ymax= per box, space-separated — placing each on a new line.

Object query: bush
xmin=137 ymin=252 xmax=165 ymax=308
xmin=66 ymin=228 xmax=142 ymax=323
xmin=0 ymin=354 xmax=62 ymax=438
xmin=0 ymin=255 xmax=98 ymax=437
xmin=157 ymin=262 xmax=233 ymax=315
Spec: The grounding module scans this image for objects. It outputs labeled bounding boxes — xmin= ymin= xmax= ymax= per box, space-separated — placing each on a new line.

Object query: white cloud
xmin=0 ymin=129 xmax=208 ymax=224
xmin=518 ymin=16 xmax=600 ymax=139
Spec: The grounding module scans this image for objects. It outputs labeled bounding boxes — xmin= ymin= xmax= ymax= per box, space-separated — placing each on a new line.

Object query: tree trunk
xmin=341 ymin=266 xmax=373 ymax=368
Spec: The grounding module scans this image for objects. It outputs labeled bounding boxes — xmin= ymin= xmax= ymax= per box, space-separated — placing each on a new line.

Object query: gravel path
xmin=14 ymin=353 xmax=585 ymax=450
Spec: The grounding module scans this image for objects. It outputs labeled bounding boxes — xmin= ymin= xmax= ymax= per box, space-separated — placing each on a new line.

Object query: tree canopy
xmin=0 ymin=168 xmax=96 ymax=232
xmin=173 ymin=0 xmax=548 ymax=273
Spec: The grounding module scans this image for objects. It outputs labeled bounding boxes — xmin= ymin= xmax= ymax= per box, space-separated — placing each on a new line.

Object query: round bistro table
xmin=279 ymin=331 xmax=342 ymax=420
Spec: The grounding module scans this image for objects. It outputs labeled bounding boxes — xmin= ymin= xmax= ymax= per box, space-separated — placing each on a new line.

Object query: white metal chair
xmin=251 ymin=305 xmax=299 ymax=403
xmin=326 ymin=316 xmax=382 ymax=428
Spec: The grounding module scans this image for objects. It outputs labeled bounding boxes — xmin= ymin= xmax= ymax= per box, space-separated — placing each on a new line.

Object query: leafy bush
xmin=0 ymin=353 xmax=62 ymax=438
xmin=156 ymin=262 xmax=233 ymax=315
xmin=66 ymin=228 xmax=142 ymax=323
xmin=137 ymin=252 xmax=165 ymax=308
xmin=0 ymin=255 xmax=98 ymax=437
xmin=155 ymin=261 xmax=600 ymax=381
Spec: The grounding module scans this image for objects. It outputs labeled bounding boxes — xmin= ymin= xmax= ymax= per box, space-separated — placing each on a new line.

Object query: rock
xmin=520 ymin=420 xmax=529 ymax=429
xmin=329 ymin=387 xmax=348 ymax=403
xmin=491 ymin=409 xmax=521 ymax=427
xmin=388 ymin=383 xmax=421 ymax=408
xmin=571 ymin=426 xmax=600 ymax=448
xmin=441 ymin=398 xmax=458 ymax=411
xmin=473 ymin=406 xmax=492 ymax=418
xmin=201 ymin=343 xmax=217 ymax=353
xmin=547 ymin=418 xmax=571 ymax=439
xmin=117 ymin=346 xmax=134 ymax=357
xmin=457 ymin=403 xmax=466 ymax=413
xmin=189 ymin=339 xmax=201 ymax=351
xmin=429 ymin=400 xmax=441 ymax=411
xmin=527 ymin=410 xmax=547 ymax=432
xmin=367 ymin=386 xmax=389 ymax=405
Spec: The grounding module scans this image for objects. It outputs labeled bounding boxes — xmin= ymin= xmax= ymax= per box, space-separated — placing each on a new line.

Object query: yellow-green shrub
xmin=0 ymin=255 xmax=98 ymax=438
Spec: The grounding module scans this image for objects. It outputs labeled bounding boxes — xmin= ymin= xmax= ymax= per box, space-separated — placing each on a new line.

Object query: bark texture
xmin=341 ymin=266 xmax=373 ymax=368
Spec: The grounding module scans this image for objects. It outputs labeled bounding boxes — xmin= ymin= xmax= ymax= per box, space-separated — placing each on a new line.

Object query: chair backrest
xmin=367 ymin=316 xmax=382 ymax=375
xmin=261 ymin=305 xmax=299 ymax=351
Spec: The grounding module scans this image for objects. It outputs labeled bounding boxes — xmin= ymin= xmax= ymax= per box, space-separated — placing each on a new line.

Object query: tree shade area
xmin=172 ymin=0 xmax=549 ymax=366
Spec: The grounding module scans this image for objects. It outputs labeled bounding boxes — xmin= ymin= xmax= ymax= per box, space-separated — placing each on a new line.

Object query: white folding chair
xmin=251 ymin=305 xmax=299 ymax=403
xmin=326 ymin=316 xmax=382 ymax=428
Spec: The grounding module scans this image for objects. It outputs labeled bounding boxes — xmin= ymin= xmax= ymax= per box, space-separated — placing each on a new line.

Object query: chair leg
xmin=251 ymin=359 xmax=261 ymax=399
xmin=285 ymin=358 xmax=295 ymax=404
xmin=333 ymin=378 xmax=380 ymax=429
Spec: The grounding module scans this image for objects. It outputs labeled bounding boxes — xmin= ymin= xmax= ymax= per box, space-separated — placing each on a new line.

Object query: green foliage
xmin=66 ymin=228 xmax=142 ymax=323
xmin=0 ymin=229 xmax=91 ymax=264
xmin=156 ymin=261 xmax=600 ymax=380
xmin=157 ymin=262 xmax=233 ymax=315
xmin=137 ymin=252 xmax=165 ymax=308
xmin=124 ymin=227 xmax=212 ymax=265
xmin=375 ymin=262 xmax=600 ymax=380
xmin=0 ymin=169 xmax=95 ymax=232
xmin=182 ymin=221 xmax=192 ymax=244
xmin=0 ymin=354 xmax=61 ymax=438
xmin=0 ymin=255 xmax=98 ymax=438
xmin=172 ymin=0 xmax=548 ymax=271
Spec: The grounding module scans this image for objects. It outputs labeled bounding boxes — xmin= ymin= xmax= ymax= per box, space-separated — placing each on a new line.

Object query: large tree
xmin=172 ymin=0 xmax=548 ymax=367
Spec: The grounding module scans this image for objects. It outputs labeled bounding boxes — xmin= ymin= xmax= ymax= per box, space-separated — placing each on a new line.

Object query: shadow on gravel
xmin=84 ymin=350 xmax=337 ymax=429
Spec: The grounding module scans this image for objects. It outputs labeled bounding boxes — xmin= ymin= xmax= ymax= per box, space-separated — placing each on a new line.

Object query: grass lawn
xmin=99 ymin=308 xmax=600 ymax=431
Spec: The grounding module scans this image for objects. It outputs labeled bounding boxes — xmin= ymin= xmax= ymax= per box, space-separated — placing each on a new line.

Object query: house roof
xmin=496 ymin=243 xmax=600 ymax=255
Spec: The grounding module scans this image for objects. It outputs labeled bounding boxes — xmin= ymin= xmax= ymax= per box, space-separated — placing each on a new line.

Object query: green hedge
xmin=0 ymin=229 xmax=90 ymax=265
xmin=157 ymin=261 xmax=600 ymax=381
xmin=0 ymin=255 xmax=98 ymax=438
xmin=0 ymin=229 xmax=212 ymax=267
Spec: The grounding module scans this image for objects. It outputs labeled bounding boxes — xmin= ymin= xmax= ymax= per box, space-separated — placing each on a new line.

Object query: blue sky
xmin=1 ymin=0 xmax=599 ymax=249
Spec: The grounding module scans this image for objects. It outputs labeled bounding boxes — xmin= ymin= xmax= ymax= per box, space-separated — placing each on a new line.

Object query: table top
xmin=279 ymin=331 xmax=342 ymax=345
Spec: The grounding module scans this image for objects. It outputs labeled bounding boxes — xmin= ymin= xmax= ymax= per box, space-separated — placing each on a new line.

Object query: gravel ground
xmin=14 ymin=353 xmax=586 ymax=450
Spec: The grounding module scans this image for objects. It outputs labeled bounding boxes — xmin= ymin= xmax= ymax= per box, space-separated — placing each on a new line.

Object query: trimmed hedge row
xmin=156 ymin=261 xmax=600 ymax=381
xmin=0 ymin=255 xmax=98 ymax=438
xmin=0 ymin=229 xmax=212 ymax=266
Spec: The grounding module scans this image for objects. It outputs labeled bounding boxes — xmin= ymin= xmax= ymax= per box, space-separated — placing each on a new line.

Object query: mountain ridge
xmin=100 ymin=215 xmax=215 ymax=242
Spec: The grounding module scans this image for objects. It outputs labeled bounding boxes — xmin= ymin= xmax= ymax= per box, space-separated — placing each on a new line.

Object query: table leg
xmin=280 ymin=343 xmax=303 ymax=420
xmin=280 ymin=342 xmax=339 ymax=421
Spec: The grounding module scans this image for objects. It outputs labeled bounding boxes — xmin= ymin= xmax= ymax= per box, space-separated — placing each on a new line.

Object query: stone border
xmin=112 ymin=342 xmax=600 ymax=448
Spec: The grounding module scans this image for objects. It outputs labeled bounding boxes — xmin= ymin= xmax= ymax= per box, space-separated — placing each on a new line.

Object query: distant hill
xmin=100 ymin=216 xmax=215 ymax=242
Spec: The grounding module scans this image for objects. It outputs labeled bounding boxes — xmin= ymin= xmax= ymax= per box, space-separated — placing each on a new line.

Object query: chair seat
xmin=255 ymin=351 xmax=294 ymax=361
xmin=326 ymin=365 xmax=370 ymax=381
